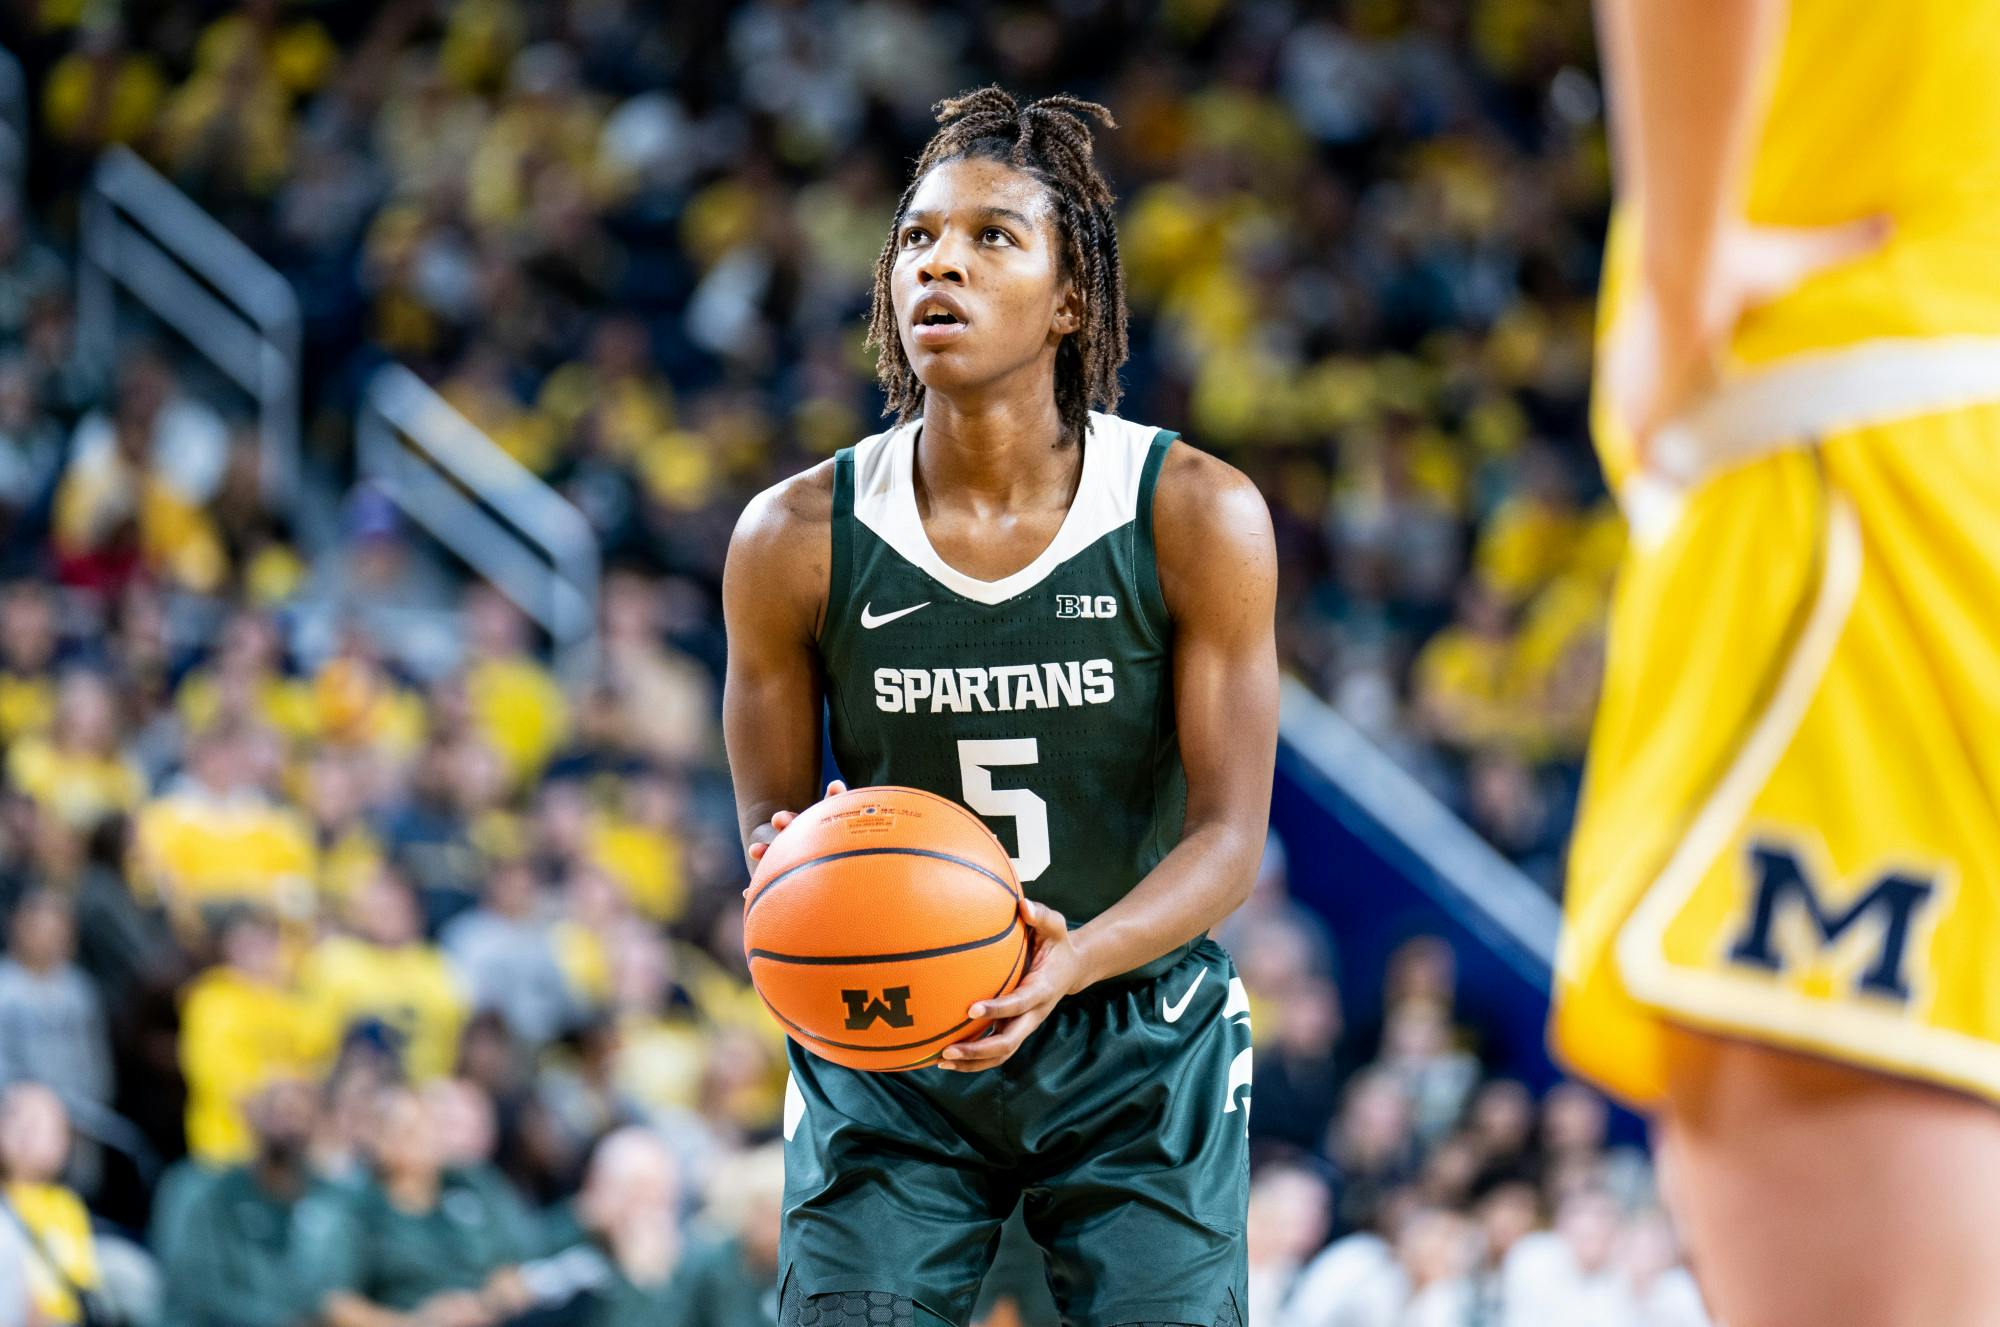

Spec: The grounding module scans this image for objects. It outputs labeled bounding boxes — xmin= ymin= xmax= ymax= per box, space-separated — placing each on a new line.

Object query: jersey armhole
xmin=1135 ymin=429 xmax=1177 ymax=649
xmin=821 ymin=448 xmax=855 ymax=644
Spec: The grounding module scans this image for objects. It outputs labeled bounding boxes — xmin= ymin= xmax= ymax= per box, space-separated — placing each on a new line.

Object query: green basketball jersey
xmin=819 ymin=412 xmax=1191 ymax=981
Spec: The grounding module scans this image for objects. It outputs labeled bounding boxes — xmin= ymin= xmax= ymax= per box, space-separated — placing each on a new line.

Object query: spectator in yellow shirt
xmin=130 ymin=723 xmax=317 ymax=929
xmin=461 ymin=584 xmax=568 ymax=787
xmin=0 ymin=1084 xmax=97 ymax=1324
xmin=179 ymin=907 xmax=331 ymax=1164
xmin=5 ymin=669 xmax=143 ymax=832
xmin=300 ymin=869 xmax=466 ymax=1083
xmin=0 ymin=583 xmax=59 ymax=744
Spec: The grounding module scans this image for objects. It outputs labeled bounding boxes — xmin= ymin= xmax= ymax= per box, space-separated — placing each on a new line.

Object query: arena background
xmin=0 ymin=1 xmax=1704 ymax=1324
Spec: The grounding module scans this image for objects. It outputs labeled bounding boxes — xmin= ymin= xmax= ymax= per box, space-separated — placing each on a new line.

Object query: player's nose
xmin=917 ymin=232 xmax=970 ymax=285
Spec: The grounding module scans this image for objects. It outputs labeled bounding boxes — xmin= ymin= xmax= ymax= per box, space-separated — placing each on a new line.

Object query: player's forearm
xmin=1603 ymin=0 xmax=1787 ymax=299
xmin=1067 ymin=819 xmax=1263 ymax=989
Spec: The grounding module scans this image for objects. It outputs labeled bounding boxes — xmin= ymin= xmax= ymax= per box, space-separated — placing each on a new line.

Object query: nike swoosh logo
xmin=1162 ymin=967 xmax=1207 ymax=1023
xmin=860 ymin=601 xmax=931 ymax=629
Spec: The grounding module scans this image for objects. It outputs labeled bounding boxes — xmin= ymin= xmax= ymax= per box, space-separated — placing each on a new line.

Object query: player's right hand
xmin=745 ymin=780 xmax=848 ymax=873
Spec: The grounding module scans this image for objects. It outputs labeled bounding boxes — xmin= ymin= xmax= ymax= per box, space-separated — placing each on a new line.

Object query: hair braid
xmin=866 ymin=86 xmax=1130 ymax=447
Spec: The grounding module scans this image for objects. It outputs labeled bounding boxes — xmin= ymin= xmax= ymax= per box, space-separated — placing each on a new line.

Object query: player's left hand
xmin=1607 ymin=214 xmax=1890 ymax=459
xmin=941 ymin=899 xmax=1084 ymax=1072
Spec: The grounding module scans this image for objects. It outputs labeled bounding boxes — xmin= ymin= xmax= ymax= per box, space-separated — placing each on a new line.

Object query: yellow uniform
xmin=1556 ymin=0 xmax=2000 ymax=1107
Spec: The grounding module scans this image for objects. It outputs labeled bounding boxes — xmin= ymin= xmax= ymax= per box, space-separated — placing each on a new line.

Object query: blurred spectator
xmin=597 ymin=570 xmax=715 ymax=769
xmin=443 ymin=855 xmax=579 ymax=1046
xmin=159 ymin=1077 xmax=333 ymax=1327
xmin=0 ymin=891 xmax=111 ymax=1138
xmin=673 ymin=1141 xmax=785 ymax=1327
xmin=0 ymin=200 xmax=65 ymax=344
xmin=300 ymin=867 xmax=466 ymax=1083
xmin=1245 ymin=1162 xmax=1332 ymax=1327
xmin=1397 ymin=1205 xmax=1480 ymax=1327
xmin=1324 ymin=1070 xmax=1419 ymax=1239
xmin=5 ymin=668 xmax=142 ymax=832
xmin=1282 ymin=1190 xmax=1409 ymax=1327
xmin=461 ymin=584 xmax=569 ymax=787
xmin=0 ymin=1085 xmax=98 ymax=1325
xmin=179 ymin=906 xmax=328 ymax=1164
xmin=130 ymin=722 xmax=316 ymax=930
xmin=1375 ymin=998 xmax=1480 ymax=1148
xmin=65 ymin=345 xmax=229 ymax=509
xmin=301 ymin=1084 xmax=532 ymax=1325
xmin=1249 ymin=974 xmax=1345 ymax=1156
xmin=0 ymin=585 xmax=58 ymax=746
xmin=533 ymin=1126 xmax=685 ymax=1324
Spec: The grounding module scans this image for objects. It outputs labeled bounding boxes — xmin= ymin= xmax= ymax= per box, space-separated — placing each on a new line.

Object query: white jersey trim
xmin=850 ymin=411 xmax=1160 ymax=606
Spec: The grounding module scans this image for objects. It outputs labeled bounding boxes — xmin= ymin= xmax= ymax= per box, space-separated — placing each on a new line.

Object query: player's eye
xmin=982 ymin=226 xmax=1013 ymax=246
xmin=900 ymin=226 xmax=929 ymax=248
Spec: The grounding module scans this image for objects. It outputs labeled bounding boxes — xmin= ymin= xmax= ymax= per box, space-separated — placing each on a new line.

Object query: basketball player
xmin=1557 ymin=1 xmax=2000 ymax=1322
xmin=723 ymin=89 xmax=1278 ymax=1327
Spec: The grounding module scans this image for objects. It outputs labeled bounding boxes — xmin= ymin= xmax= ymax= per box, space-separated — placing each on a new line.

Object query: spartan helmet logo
xmin=840 ymin=986 xmax=915 ymax=1030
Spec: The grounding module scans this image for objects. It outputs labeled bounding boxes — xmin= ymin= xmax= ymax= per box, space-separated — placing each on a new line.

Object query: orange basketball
xmin=744 ymin=786 xmax=1027 ymax=1071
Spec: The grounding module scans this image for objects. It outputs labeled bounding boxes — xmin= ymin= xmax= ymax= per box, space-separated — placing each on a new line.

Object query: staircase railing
xmin=357 ymin=363 xmax=599 ymax=682
xmin=77 ymin=146 xmax=301 ymax=507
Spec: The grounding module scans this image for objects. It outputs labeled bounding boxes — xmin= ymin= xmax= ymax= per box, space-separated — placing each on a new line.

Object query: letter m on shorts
xmin=1727 ymin=844 xmax=1938 ymax=1001
xmin=841 ymin=986 xmax=915 ymax=1030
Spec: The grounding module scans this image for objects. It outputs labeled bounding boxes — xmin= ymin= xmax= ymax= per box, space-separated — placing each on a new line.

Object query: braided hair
xmin=866 ymin=86 xmax=1130 ymax=448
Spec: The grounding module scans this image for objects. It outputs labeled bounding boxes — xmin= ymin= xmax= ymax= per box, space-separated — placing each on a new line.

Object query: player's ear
xmin=1051 ymin=279 xmax=1082 ymax=337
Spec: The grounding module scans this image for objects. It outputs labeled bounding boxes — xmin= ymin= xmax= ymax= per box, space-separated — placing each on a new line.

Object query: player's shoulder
xmin=1151 ymin=435 xmax=1272 ymax=548
xmin=732 ymin=456 xmax=838 ymax=548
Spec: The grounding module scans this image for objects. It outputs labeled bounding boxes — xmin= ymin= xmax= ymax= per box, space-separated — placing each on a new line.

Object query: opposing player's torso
xmin=817 ymin=413 xmax=1189 ymax=979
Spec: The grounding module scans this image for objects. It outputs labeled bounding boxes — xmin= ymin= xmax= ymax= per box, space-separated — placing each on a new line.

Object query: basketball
xmin=744 ymin=786 xmax=1029 ymax=1071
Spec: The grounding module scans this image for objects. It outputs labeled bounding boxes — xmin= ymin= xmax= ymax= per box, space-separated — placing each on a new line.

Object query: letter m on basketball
xmin=841 ymin=986 xmax=914 ymax=1030
xmin=1727 ymin=844 xmax=1938 ymax=1001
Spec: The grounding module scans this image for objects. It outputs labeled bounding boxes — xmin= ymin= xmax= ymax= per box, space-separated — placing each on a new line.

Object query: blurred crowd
xmin=0 ymin=0 xmax=1684 ymax=1324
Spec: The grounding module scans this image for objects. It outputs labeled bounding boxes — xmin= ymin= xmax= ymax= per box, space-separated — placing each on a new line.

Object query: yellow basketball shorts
xmin=1554 ymin=403 xmax=2000 ymax=1108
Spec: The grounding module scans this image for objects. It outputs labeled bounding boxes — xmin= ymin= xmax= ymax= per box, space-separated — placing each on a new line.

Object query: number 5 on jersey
xmin=957 ymin=739 xmax=1050 ymax=882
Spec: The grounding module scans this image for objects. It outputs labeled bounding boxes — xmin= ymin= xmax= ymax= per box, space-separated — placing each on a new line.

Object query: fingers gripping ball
xmin=744 ymin=786 xmax=1028 ymax=1071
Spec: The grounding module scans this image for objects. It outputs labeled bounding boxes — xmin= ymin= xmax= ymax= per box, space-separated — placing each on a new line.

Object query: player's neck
xmin=915 ymin=392 xmax=1075 ymax=511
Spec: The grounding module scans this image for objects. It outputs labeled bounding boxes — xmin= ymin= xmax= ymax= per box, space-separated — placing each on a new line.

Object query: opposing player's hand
xmin=941 ymin=899 xmax=1084 ymax=1072
xmin=1607 ymin=215 xmax=1889 ymax=460
xmin=745 ymin=780 xmax=848 ymax=874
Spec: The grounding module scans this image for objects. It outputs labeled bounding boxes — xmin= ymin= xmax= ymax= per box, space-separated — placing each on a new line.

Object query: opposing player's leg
xmin=1016 ymin=939 xmax=1252 ymax=1327
xmin=1659 ymin=1026 xmax=2000 ymax=1327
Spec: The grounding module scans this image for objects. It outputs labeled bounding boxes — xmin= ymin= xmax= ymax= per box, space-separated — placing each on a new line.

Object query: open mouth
xmin=911 ymin=295 xmax=970 ymax=345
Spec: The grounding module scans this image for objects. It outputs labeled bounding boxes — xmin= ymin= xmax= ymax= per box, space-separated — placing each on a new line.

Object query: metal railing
xmin=358 ymin=363 xmax=600 ymax=681
xmin=77 ymin=146 xmax=301 ymax=507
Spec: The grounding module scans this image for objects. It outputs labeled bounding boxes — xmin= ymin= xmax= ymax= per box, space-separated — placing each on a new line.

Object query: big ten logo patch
xmin=841 ymin=986 xmax=915 ymax=1030
xmin=1055 ymin=594 xmax=1118 ymax=620
xmin=1726 ymin=841 xmax=1946 ymax=1005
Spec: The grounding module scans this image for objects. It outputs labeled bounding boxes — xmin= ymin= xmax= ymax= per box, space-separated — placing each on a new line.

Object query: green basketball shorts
xmin=779 ymin=938 xmax=1252 ymax=1326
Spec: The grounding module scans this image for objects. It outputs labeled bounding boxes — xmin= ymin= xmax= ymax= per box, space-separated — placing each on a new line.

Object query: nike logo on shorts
xmin=860 ymin=601 xmax=931 ymax=629
xmin=1163 ymin=967 xmax=1207 ymax=1023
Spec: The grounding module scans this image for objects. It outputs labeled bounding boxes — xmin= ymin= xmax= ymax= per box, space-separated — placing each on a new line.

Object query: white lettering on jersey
xmin=873 ymin=660 xmax=1118 ymax=714
xmin=1042 ymin=660 xmax=1082 ymax=707
xmin=1082 ymin=658 xmax=1115 ymax=703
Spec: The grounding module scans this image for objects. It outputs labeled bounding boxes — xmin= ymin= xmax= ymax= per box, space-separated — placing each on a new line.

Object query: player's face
xmin=889 ymin=156 xmax=1080 ymax=401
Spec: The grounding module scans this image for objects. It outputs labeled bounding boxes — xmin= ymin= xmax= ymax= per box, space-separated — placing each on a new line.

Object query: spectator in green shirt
xmin=300 ymin=1084 xmax=532 ymax=1327
xmin=674 ymin=1142 xmax=784 ymax=1327
xmin=160 ymin=1077 xmax=328 ymax=1327
xmin=525 ymin=1127 xmax=685 ymax=1327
